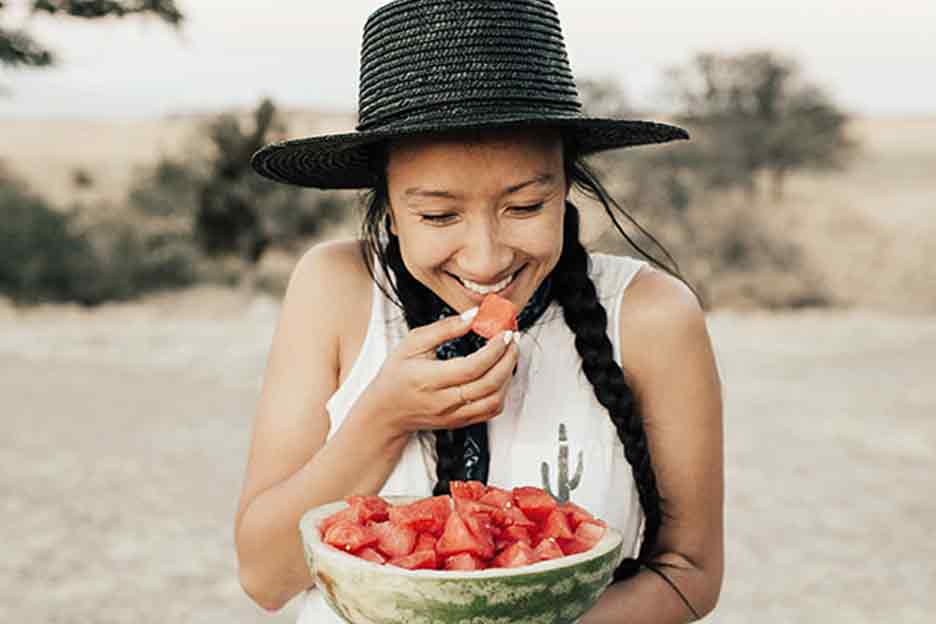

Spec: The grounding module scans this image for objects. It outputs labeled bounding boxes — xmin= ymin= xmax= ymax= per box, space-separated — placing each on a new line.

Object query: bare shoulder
xmin=291 ymin=238 xmax=375 ymax=373
xmin=621 ymin=262 xmax=705 ymax=330
xmin=617 ymin=263 xmax=718 ymax=408
xmin=292 ymin=238 xmax=370 ymax=296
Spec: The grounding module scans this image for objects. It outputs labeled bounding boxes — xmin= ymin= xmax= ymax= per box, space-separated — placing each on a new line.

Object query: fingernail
xmin=503 ymin=330 xmax=513 ymax=345
xmin=512 ymin=332 xmax=521 ymax=346
xmin=460 ymin=307 xmax=479 ymax=322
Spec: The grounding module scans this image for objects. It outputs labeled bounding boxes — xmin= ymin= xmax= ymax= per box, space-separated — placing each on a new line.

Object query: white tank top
xmin=297 ymin=251 xmax=648 ymax=623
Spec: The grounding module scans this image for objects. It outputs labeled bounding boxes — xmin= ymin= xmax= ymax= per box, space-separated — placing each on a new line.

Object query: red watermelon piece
xmin=491 ymin=541 xmax=536 ymax=568
xmin=388 ymin=549 xmax=437 ymax=570
xmin=357 ymin=547 xmax=388 ymax=565
xmin=450 ymin=480 xmax=488 ymax=501
xmin=369 ymin=520 xmax=417 ymax=558
xmin=323 ymin=520 xmax=378 ymax=553
xmin=558 ymin=501 xmax=596 ymax=530
xmin=512 ymin=486 xmax=558 ymax=522
xmin=413 ymin=532 xmax=437 ymax=553
xmin=532 ymin=537 xmax=564 ymax=562
xmin=471 ymin=293 xmax=519 ymax=339
xmin=541 ymin=508 xmax=574 ymax=541
xmin=389 ymin=496 xmax=451 ymax=536
xmin=444 ymin=552 xmax=485 ymax=571
xmin=345 ymin=495 xmax=390 ymax=523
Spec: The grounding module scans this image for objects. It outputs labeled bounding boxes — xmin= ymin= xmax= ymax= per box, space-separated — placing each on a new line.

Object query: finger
xmin=442 ymin=379 xmax=512 ymax=429
xmin=405 ymin=307 xmax=479 ymax=356
xmin=437 ymin=337 xmax=518 ymax=420
xmin=431 ymin=329 xmax=514 ymax=389
xmin=456 ymin=336 xmax=519 ymax=404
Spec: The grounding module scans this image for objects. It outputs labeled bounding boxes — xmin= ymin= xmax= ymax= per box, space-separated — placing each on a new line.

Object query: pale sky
xmin=0 ymin=0 xmax=933 ymax=119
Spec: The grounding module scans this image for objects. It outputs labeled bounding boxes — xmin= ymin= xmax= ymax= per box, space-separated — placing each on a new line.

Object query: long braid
xmin=553 ymin=201 xmax=699 ymax=618
xmin=551 ymin=201 xmax=662 ymax=569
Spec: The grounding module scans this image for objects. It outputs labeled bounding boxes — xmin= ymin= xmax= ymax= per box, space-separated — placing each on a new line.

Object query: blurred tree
xmin=578 ymin=76 xmax=635 ymax=119
xmin=662 ymin=50 xmax=857 ymax=201
xmin=195 ymin=98 xmax=280 ymax=282
xmin=0 ymin=0 xmax=182 ymax=75
xmin=127 ymin=97 xmax=347 ymax=291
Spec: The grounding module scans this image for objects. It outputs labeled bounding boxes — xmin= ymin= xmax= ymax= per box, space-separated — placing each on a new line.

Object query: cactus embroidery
xmin=540 ymin=423 xmax=583 ymax=503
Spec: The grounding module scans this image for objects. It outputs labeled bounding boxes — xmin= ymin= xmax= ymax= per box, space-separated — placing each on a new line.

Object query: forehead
xmin=386 ymin=127 xmax=564 ymax=191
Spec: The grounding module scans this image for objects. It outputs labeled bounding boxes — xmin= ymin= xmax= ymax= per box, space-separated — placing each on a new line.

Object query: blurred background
xmin=1 ymin=1 xmax=933 ymax=622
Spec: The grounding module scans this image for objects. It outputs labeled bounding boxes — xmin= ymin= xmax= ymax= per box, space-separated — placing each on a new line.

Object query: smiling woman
xmin=237 ymin=1 xmax=722 ymax=623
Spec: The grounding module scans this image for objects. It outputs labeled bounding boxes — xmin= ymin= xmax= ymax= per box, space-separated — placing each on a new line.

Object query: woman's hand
xmin=364 ymin=311 xmax=519 ymax=439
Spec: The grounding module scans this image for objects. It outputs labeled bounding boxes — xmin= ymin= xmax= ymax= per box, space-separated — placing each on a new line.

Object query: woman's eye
xmin=512 ymin=203 xmax=544 ymax=214
xmin=420 ymin=213 xmax=455 ymax=223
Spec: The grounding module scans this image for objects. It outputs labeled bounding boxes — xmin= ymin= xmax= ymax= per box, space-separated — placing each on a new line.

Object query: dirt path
xmin=2 ymin=292 xmax=934 ymax=623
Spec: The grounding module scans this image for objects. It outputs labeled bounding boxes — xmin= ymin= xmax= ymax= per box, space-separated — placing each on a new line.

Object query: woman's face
xmin=385 ymin=127 xmax=568 ymax=314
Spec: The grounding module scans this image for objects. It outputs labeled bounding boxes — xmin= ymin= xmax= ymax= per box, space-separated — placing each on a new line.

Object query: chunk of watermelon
xmin=436 ymin=510 xmax=495 ymax=560
xmin=344 ymin=495 xmax=390 ymax=523
xmin=413 ymin=532 xmax=437 ymax=553
xmin=323 ymin=520 xmax=378 ymax=553
xmin=558 ymin=520 xmax=607 ymax=556
xmin=388 ymin=549 xmax=437 ymax=570
xmin=471 ymin=293 xmax=519 ymax=339
xmin=541 ymin=508 xmax=574 ymax=541
xmin=492 ymin=504 xmax=536 ymax=529
xmin=388 ymin=495 xmax=451 ymax=536
xmin=356 ymin=547 xmax=388 ymax=565
xmin=444 ymin=552 xmax=485 ymax=571
xmin=477 ymin=486 xmax=513 ymax=508
xmin=491 ymin=541 xmax=536 ymax=568
xmin=450 ymin=480 xmax=487 ymax=501
xmin=512 ymin=486 xmax=558 ymax=522
xmin=369 ymin=520 xmax=417 ymax=558
xmin=532 ymin=537 xmax=564 ymax=562
xmin=558 ymin=501 xmax=596 ymax=530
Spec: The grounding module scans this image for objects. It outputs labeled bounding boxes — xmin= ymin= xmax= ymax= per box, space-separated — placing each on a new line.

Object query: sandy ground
xmin=2 ymin=287 xmax=934 ymax=623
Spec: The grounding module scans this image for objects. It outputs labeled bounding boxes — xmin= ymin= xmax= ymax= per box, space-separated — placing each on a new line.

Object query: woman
xmin=236 ymin=1 xmax=724 ymax=622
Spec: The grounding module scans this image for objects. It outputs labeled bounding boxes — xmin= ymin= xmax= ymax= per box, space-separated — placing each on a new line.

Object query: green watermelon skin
xmin=301 ymin=497 xmax=625 ymax=624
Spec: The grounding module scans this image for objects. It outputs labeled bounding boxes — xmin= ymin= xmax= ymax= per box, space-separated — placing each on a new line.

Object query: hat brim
xmin=251 ymin=115 xmax=689 ymax=190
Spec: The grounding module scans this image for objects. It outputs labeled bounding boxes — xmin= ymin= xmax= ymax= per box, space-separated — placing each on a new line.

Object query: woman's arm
xmin=234 ymin=242 xmax=410 ymax=612
xmin=582 ymin=267 xmax=724 ymax=623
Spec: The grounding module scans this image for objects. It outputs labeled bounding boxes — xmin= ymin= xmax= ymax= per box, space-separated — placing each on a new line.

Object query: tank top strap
xmin=586 ymin=252 xmax=649 ymax=367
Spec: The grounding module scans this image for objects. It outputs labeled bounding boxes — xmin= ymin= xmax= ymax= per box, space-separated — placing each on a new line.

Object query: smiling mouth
xmin=449 ymin=265 xmax=526 ymax=295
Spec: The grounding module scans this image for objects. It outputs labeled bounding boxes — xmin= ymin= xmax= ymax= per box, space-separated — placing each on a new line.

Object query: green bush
xmin=0 ymin=176 xmax=198 ymax=305
xmin=0 ymin=183 xmax=96 ymax=304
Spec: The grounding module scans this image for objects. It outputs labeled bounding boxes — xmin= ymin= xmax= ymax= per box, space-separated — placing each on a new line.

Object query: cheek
xmin=397 ymin=230 xmax=450 ymax=272
xmin=518 ymin=210 xmax=564 ymax=256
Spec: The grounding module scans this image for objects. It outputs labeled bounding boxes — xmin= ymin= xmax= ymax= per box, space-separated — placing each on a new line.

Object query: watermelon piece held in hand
xmin=471 ymin=293 xmax=519 ymax=339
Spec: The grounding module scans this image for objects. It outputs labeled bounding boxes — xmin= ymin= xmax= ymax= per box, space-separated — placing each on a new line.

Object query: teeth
xmin=461 ymin=272 xmax=515 ymax=295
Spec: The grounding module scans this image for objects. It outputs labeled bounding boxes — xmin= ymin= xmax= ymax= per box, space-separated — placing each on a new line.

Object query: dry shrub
xmin=589 ymin=175 xmax=836 ymax=311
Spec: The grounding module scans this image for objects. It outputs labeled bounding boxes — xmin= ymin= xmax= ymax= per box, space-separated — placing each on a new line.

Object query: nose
xmin=457 ymin=217 xmax=514 ymax=283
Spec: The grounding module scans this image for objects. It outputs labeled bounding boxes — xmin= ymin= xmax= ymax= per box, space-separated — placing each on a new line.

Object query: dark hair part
xmin=356 ymin=130 xmax=701 ymax=618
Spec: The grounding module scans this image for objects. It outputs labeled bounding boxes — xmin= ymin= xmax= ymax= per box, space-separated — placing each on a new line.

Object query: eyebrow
xmin=403 ymin=173 xmax=555 ymax=201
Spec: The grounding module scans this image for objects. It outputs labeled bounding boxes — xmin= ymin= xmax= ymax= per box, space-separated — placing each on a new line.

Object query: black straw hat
xmin=251 ymin=0 xmax=689 ymax=190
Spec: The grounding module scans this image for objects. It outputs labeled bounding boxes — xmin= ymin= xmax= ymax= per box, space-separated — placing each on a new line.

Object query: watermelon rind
xmin=300 ymin=496 xmax=626 ymax=624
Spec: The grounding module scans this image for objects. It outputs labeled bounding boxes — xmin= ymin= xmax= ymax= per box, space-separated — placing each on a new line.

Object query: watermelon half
xmin=300 ymin=496 xmax=626 ymax=624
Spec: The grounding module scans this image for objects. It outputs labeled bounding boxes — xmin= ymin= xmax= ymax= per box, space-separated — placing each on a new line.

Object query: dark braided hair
xmin=356 ymin=135 xmax=702 ymax=618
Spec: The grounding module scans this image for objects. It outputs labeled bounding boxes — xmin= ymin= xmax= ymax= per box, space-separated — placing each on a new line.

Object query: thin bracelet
xmin=642 ymin=562 xmax=701 ymax=621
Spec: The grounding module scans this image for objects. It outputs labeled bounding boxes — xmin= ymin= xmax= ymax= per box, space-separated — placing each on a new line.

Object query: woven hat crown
xmin=356 ymin=0 xmax=583 ymax=132
xmin=249 ymin=0 xmax=689 ymax=189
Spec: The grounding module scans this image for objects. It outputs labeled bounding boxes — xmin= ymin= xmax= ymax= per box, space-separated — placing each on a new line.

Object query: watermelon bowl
xmin=299 ymin=495 xmax=627 ymax=624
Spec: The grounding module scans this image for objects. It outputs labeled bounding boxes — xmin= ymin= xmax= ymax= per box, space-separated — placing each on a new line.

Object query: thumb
xmin=409 ymin=306 xmax=479 ymax=356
